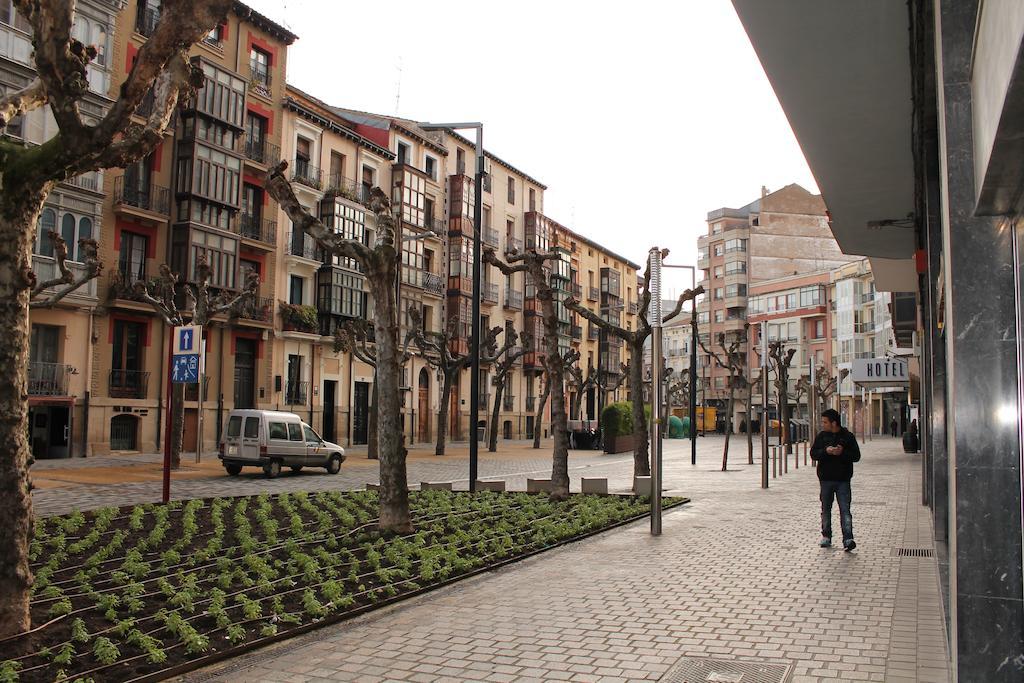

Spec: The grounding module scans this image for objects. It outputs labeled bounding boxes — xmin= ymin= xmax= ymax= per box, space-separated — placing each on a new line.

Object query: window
xmin=423 ymin=155 xmax=437 ymax=180
xmin=724 ymin=284 xmax=746 ymax=298
xmin=714 ymin=288 xmax=724 ymax=300
xmin=35 ymin=208 xmax=56 ymax=257
xmin=118 ymin=231 xmax=148 ymax=283
xmin=180 ymin=143 xmax=241 ymax=206
xmin=244 ymin=417 xmax=259 ymax=438
xmin=724 ymin=261 xmax=746 ymax=276
xmin=714 ymin=310 xmax=724 ymax=323
xmin=205 ymin=23 xmax=223 ymax=44
xmin=361 ymin=165 xmax=375 ymax=199
xmin=713 ymin=243 xmax=723 ymax=257
xmin=289 ymin=275 xmax=304 ymax=305
xmin=395 ymin=169 xmax=426 ymax=227
xmin=287 ymin=423 xmax=303 ymax=442
xmin=242 ymin=183 xmax=262 ymax=224
xmin=295 ymin=137 xmax=311 ymax=171
xmin=507 ymin=177 xmax=515 ymax=204
xmin=456 ymin=148 xmax=466 ymax=175
xmin=227 ymin=416 xmax=242 ymax=437
xmin=246 ymin=113 xmax=267 ymax=153
xmin=249 ymin=47 xmax=270 ymax=87
xmin=329 ymin=151 xmax=345 ymax=185
xmin=529 ymin=187 xmax=536 ymax=212
xmin=396 ymin=141 xmax=412 ymax=165
xmin=112 ymin=319 xmax=145 ymax=374
xmin=190 ymin=230 xmax=237 ymax=289
xmin=268 ymin=422 xmax=288 ymax=440
xmin=724 ymin=238 xmax=747 ymax=253
xmin=304 ymin=425 xmax=320 ymax=443
xmin=196 ymin=62 xmax=246 ymax=127
xmin=714 ymin=266 xmax=723 ymax=278
xmin=814 ymin=319 xmax=825 ymax=339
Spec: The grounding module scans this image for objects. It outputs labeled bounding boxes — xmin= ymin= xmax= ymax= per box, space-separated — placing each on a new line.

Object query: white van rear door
xmin=240 ymin=415 xmax=261 ymax=460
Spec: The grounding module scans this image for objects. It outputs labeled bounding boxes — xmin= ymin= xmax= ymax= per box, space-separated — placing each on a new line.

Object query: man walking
xmin=810 ymin=409 xmax=861 ymax=551
xmin=890 ymin=416 xmax=898 ymax=438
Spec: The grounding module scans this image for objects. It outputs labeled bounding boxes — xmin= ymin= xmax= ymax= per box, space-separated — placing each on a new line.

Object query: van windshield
xmin=227 ymin=416 xmax=242 ymax=438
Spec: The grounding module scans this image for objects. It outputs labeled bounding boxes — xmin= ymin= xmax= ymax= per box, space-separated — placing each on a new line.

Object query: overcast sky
xmin=245 ymin=0 xmax=817 ymax=296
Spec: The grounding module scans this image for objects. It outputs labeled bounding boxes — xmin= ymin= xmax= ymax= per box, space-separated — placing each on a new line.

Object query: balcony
xmin=28 ymin=362 xmax=72 ymax=396
xmin=235 ymin=296 xmax=273 ymax=323
xmin=504 ymin=288 xmax=523 ymax=310
xmin=483 ymin=282 xmax=499 ymax=304
xmin=280 ymin=302 xmax=319 ymax=333
xmin=114 ymin=177 xmax=170 ymax=216
xmin=526 ymin=396 xmax=536 ymax=411
xmin=324 ymin=174 xmax=366 ymax=204
xmin=588 ymin=286 xmax=600 ymax=302
xmin=289 ymin=231 xmax=317 ymax=261
xmin=697 ymin=256 xmax=710 ymax=270
xmin=505 ymin=236 xmax=523 ymax=254
xmin=244 ymin=138 xmax=280 ymax=167
xmin=109 ymin=369 xmax=149 ymax=399
xmin=503 ymin=393 xmax=515 ymax=412
xmin=628 ymin=301 xmax=639 ymax=315
xmin=135 ymin=6 xmax=159 ymax=37
xmin=291 ymin=160 xmax=322 ymax=191
xmin=589 ymin=325 xmax=600 ymax=340
xmin=248 ymin=60 xmax=272 ymax=99
xmin=108 ymin=269 xmax=147 ymax=301
xmin=422 ymin=272 xmax=444 ymax=296
xmin=32 ymin=254 xmax=98 ymax=300
xmin=483 ymin=228 xmax=500 ymax=248
xmin=285 ymin=381 xmax=308 ymax=406
xmin=571 ymin=325 xmax=583 ymax=340
xmin=240 ymin=214 xmax=277 ymax=246
xmin=62 ymin=172 xmax=102 ymax=193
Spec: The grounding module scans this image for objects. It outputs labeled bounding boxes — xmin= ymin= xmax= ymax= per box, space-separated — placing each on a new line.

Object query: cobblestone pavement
xmin=179 ymin=437 xmax=949 ymax=683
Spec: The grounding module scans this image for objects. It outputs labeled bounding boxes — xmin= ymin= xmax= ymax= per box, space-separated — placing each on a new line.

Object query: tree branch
xmin=663 ymin=285 xmax=704 ymax=324
xmin=132 ymin=264 xmax=183 ymax=326
xmin=30 ymin=234 xmax=102 ymax=309
xmin=564 ymin=296 xmax=634 ymax=343
xmin=0 ymin=78 xmax=47 ymax=130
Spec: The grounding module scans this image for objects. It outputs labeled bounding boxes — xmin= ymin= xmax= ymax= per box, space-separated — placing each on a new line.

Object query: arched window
xmin=37 ymin=208 xmax=55 ymax=257
xmin=91 ymin=25 xmax=107 ymax=66
xmin=61 ymin=213 xmax=76 ymax=254
xmin=77 ymin=217 xmax=92 ymax=260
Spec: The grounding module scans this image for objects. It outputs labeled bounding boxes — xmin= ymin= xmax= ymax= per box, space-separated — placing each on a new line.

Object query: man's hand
xmin=826 ymin=445 xmax=844 ymax=456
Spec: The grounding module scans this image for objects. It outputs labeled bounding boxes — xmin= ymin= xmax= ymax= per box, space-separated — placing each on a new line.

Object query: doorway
xmin=29 ymin=405 xmax=70 ymax=459
xmin=323 ymin=380 xmax=337 ymax=442
xmin=234 ymin=338 xmax=256 ymax=408
xmin=417 ymin=368 xmax=430 ymax=443
xmin=353 ymin=381 xmax=369 ymax=445
xmin=110 ymin=414 xmax=138 ymax=451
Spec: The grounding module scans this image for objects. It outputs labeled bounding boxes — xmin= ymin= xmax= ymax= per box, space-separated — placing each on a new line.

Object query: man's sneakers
xmin=844 ymin=540 xmax=857 ymax=552
xmin=819 ymin=537 xmax=832 ymax=548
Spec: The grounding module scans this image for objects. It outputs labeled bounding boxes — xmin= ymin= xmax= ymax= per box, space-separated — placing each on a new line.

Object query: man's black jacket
xmin=809 ymin=427 xmax=861 ymax=481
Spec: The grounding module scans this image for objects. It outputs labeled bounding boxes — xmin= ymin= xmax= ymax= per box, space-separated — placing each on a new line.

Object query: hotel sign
xmin=851 ymin=357 xmax=909 ymax=385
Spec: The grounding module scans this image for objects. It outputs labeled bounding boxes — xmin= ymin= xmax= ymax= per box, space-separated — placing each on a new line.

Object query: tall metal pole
xmin=760 ymin=321 xmax=768 ymax=489
xmin=649 ymin=249 xmax=664 ymax=535
xmin=468 ymin=127 xmax=484 ymax=493
xmin=690 ymin=304 xmax=698 ymax=465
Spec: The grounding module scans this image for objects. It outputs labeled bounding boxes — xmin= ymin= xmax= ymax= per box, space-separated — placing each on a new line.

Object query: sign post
xmin=164 ymin=325 xmax=202 ymax=503
xmin=760 ymin=321 xmax=768 ymax=489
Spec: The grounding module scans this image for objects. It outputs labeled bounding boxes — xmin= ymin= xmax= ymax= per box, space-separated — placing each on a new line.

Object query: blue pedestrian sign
xmin=172 ymin=354 xmax=201 ymax=384
xmin=173 ymin=325 xmax=202 ymax=355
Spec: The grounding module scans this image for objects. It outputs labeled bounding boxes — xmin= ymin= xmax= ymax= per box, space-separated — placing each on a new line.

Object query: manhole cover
xmin=662 ymin=656 xmax=792 ymax=683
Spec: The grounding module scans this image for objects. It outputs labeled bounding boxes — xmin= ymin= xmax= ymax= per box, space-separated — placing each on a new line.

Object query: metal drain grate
xmin=892 ymin=547 xmax=935 ymax=557
xmin=661 ymin=656 xmax=792 ymax=683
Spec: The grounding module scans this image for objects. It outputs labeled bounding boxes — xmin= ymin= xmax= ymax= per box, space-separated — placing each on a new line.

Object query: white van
xmin=219 ymin=410 xmax=345 ymax=478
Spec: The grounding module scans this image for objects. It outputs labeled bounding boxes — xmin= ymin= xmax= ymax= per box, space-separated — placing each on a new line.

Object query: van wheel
xmin=327 ymin=454 xmax=342 ymax=474
xmin=290 ymin=465 xmax=303 ymax=473
xmin=263 ymin=459 xmax=281 ymax=479
xmin=225 ymin=463 xmax=242 ymax=476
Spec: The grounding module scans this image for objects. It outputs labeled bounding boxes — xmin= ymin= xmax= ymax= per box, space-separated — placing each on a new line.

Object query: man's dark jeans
xmin=820 ymin=479 xmax=854 ymax=543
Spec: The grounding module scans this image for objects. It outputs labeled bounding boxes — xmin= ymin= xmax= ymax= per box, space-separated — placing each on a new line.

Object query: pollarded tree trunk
xmin=367 ymin=271 xmax=410 ymax=532
xmin=627 ymin=343 xmax=651 ymax=477
xmin=723 ymin=385 xmax=735 ymax=471
xmin=0 ymin=189 xmax=49 ymax=638
xmin=436 ymin=371 xmax=455 ymax=456
xmin=488 ymin=379 xmax=505 ymax=452
xmin=368 ymin=371 xmax=379 ymax=460
xmin=746 ymin=374 xmax=755 ymax=465
xmin=533 ymin=373 xmax=550 ymax=450
xmin=172 ymin=383 xmax=185 ymax=468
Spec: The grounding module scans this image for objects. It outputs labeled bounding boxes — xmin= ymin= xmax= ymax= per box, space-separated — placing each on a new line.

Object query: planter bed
xmin=1 ymin=490 xmax=687 ymax=682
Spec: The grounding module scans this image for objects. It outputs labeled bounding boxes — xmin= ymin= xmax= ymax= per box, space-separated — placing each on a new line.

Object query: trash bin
xmin=902 ymin=431 xmax=919 ymax=453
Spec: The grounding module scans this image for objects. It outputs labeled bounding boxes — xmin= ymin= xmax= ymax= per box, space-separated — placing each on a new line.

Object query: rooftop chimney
xmin=761 ymin=185 xmax=769 ymax=198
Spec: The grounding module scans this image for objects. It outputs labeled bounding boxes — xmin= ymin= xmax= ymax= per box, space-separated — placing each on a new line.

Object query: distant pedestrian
xmin=890 ymin=417 xmax=898 ymax=438
xmin=810 ymin=409 xmax=861 ymax=551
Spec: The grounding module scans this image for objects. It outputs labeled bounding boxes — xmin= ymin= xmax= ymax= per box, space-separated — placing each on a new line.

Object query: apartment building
xmin=86 ymin=1 xmax=296 ymax=455
xmin=697 ymin=183 xmax=857 ymax=431
xmin=6 ymin=0 xmax=116 ymax=459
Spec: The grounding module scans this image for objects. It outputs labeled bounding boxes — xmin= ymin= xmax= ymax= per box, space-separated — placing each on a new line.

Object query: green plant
xmin=279 ymin=302 xmax=318 ymax=332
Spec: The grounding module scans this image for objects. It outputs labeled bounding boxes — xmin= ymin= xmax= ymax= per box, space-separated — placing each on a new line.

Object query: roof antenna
xmin=394 ymin=57 xmax=403 ymax=114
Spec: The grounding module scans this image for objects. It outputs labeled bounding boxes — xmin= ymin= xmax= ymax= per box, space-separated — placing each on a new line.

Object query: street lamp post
xmin=421 ymin=122 xmax=483 ymax=492
xmin=648 ymin=248 xmax=664 ymax=536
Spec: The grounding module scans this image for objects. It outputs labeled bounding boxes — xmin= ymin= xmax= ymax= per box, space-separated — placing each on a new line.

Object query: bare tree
xmin=266 ymin=166 xmax=412 ymax=532
xmin=767 ymin=341 xmax=797 ymax=456
xmin=484 ymin=246 xmax=575 ymax=500
xmin=413 ymin=319 xmax=504 ymax=455
xmin=744 ymin=368 xmax=760 ymax=465
xmin=566 ymin=259 xmax=701 ymax=478
xmin=567 ymin=355 xmax=598 ymax=420
xmin=815 ymin=365 xmax=850 ymax=411
xmin=0 ymin=0 xmax=231 ymax=637
xmin=134 ymin=258 xmax=258 ymax=470
xmin=488 ymin=328 xmax=528 ymax=452
xmin=698 ymin=326 xmax=749 ymax=471
xmin=332 ymin=314 xmax=418 ymax=459
xmin=530 ymin=347 xmax=578 ymax=450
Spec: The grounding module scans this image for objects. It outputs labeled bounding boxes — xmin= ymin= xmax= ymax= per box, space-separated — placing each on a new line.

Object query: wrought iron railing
xmin=244 ymin=138 xmax=280 ymax=166
xmin=483 ymin=283 xmax=499 ymax=303
xmin=503 ymin=393 xmax=515 ymax=412
xmin=114 ymin=176 xmax=169 ymax=214
xmin=240 ymin=213 xmax=277 ymax=245
xmin=249 ymin=61 xmax=272 ymax=97
xmin=236 ymin=295 xmax=273 ymax=322
xmin=504 ymin=288 xmax=523 ymax=310
xmin=291 ymin=160 xmax=322 ymax=190
xmin=588 ymin=286 xmax=600 ymax=302
xmin=28 ymin=362 xmax=72 ymax=396
xmin=505 ymin=236 xmax=522 ymax=254
xmin=285 ymin=381 xmax=308 ymax=405
xmin=109 ymin=369 xmax=149 ymax=399
xmin=483 ymin=228 xmax=500 ymax=248
xmin=422 ymin=272 xmax=444 ymax=296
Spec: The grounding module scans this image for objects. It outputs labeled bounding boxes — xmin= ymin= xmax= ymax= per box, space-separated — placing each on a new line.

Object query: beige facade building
xmin=15 ymin=1 xmax=640 ymax=458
